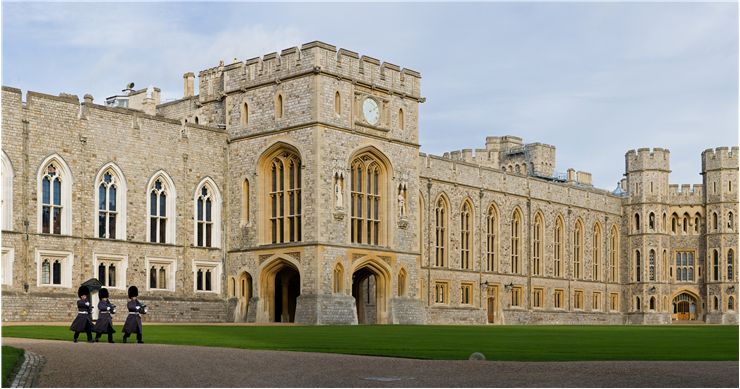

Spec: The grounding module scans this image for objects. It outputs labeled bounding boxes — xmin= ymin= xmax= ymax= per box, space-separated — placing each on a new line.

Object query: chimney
xmin=567 ymin=168 xmax=576 ymax=183
xmin=183 ymin=72 xmax=195 ymax=98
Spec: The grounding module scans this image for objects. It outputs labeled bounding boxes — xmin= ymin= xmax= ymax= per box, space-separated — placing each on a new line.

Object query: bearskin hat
xmin=128 ymin=285 xmax=139 ymax=298
xmin=77 ymin=285 xmax=89 ymax=298
xmin=99 ymin=288 xmax=109 ymax=299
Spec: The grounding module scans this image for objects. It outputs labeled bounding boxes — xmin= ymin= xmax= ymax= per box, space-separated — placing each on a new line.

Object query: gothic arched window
xmin=532 ymin=213 xmax=543 ymax=276
xmin=148 ymin=173 xmax=176 ymax=244
xmin=554 ymin=216 xmax=564 ymax=277
xmin=486 ymin=205 xmax=498 ymax=272
xmin=95 ymin=164 xmax=127 ymax=240
xmin=573 ymin=220 xmax=583 ymax=279
xmin=434 ymin=196 xmax=448 ymax=267
xmin=350 ymin=152 xmax=386 ymax=246
xmin=38 ymin=157 xmax=72 ymax=235
xmin=194 ymin=179 xmax=221 ymax=248
xmin=267 ymin=149 xmax=302 ymax=244
xmin=460 ymin=200 xmax=472 ymax=270
xmin=511 ymin=209 xmax=522 ymax=274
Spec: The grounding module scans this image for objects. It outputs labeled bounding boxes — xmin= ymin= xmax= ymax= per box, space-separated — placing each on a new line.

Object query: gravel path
xmin=3 ymin=338 xmax=737 ymax=388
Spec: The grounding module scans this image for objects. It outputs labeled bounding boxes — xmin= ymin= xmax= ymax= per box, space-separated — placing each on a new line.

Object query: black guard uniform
xmin=69 ymin=286 xmax=93 ymax=343
xmin=122 ymin=285 xmax=146 ymax=343
xmin=93 ymin=288 xmax=116 ymax=343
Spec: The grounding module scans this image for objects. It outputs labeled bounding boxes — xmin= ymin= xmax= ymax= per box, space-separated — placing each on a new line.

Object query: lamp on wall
xmin=728 ymin=285 xmax=735 ymax=294
xmin=649 ymin=286 xmax=656 ymax=293
xmin=480 ymin=281 xmax=490 ymax=288
xmin=504 ymin=282 xmax=514 ymax=292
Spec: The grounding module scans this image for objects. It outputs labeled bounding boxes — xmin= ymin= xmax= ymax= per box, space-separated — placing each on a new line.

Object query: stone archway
xmin=260 ymin=258 xmax=301 ymax=323
xmin=351 ymin=258 xmax=391 ymax=324
xmin=236 ymin=271 xmax=253 ymax=322
xmin=672 ymin=291 xmax=701 ymax=321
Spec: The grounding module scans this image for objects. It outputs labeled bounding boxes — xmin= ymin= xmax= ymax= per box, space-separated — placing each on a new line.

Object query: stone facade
xmin=1 ymin=41 xmax=737 ymax=325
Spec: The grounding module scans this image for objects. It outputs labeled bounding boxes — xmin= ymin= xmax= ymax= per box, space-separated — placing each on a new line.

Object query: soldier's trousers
xmin=95 ymin=331 xmax=114 ymax=342
xmin=122 ymin=331 xmax=142 ymax=342
xmin=74 ymin=330 xmax=92 ymax=342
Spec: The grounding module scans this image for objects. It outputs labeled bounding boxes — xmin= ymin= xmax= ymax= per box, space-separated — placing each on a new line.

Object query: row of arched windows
xmin=429 ymin=196 xmax=619 ymax=280
xmin=633 ymin=248 xmax=735 ymax=282
xmin=27 ymin=155 xmax=222 ymax=247
xmin=633 ymin=211 xmax=735 ymax=234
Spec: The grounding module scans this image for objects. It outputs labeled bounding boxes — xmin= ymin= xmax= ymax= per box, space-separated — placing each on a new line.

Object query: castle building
xmin=1 ymin=41 xmax=737 ymax=325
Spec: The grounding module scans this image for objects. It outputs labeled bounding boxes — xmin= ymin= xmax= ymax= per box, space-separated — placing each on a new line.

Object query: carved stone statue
xmin=398 ymin=194 xmax=406 ymax=218
xmin=335 ymin=180 xmax=343 ymax=208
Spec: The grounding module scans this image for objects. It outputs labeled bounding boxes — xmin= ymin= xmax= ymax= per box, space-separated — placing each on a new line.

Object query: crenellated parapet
xmin=625 ymin=147 xmax=670 ymax=172
xmin=198 ymin=41 xmax=422 ymax=104
xmin=669 ymin=184 xmax=704 ymax=205
xmin=702 ymin=146 xmax=739 ymax=172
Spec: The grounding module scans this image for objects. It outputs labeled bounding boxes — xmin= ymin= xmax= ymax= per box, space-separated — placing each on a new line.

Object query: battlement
xmin=669 ymin=184 xmax=703 ymax=195
xmin=702 ymin=146 xmax=739 ymax=172
xmin=196 ymin=41 xmax=422 ymax=104
xmin=625 ymin=147 xmax=671 ymax=172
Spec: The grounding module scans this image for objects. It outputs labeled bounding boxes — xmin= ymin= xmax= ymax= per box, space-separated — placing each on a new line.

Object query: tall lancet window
xmin=98 ymin=172 xmax=118 ymax=239
xmin=41 ymin=164 xmax=63 ymax=234
xmin=196 ymin=186 xmax=213 ymax=247
xmin=269 ymin=151 xmax=302 ymax=244
xmin=351 ymin=153 xmax=384 ymax=245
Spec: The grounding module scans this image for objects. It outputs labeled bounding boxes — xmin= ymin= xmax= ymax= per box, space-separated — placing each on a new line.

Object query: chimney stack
xmin=183 ymin=72 xmax=195 ymax=98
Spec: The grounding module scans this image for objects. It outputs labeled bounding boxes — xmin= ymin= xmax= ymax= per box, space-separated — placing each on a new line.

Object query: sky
xmin=2 ymin=1 xmax=737 ymax=190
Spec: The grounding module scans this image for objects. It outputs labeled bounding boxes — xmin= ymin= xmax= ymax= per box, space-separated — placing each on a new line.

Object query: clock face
xmin=362 ymin=98 xmax=380 ymax=125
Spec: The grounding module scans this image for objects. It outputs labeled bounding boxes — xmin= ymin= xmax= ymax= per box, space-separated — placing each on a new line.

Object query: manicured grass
xmin=2 ymin=346 xmax=24 ymax=387
xmin=2 ymin=325 xmax=737 ymax=361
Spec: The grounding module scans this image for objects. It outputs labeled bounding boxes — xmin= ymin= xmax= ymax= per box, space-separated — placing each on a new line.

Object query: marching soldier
xmin=122 ymin=285 xmax=146 ymax=343
xmin=69 ymin=286 xmax=94 ymax=343
xmin=93 ymin=287 xmax=116 ymax=343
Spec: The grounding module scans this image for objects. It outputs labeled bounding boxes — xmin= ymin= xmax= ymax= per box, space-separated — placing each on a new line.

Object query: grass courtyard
xmin=2 ymin=346 xmax=24 ymax=387
xmin=2 ymin=324 xmax=737 ymax=361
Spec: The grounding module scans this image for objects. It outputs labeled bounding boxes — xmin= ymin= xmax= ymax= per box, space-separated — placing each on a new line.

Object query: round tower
xmin=624 ymin=147 xmax=672 ymax=324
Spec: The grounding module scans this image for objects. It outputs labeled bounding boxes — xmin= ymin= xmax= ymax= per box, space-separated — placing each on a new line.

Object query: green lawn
xmin=3 ymin=325 xmax=738 ymax=361
xmin=2 ymin=346 xmax=24 ymax=387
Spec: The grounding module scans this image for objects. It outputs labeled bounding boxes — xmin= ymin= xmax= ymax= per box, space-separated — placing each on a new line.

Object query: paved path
xmin=9 ymin=350 xmax=45 ymax=388
xmin=3 ymin=338 xmax=737 ymax=387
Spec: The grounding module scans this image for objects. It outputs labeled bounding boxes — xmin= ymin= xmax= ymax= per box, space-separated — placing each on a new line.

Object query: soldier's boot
xmin=122 ymin=333 xmax=129 ymax=343
xmin=95 ymin=333 xmax=102 ymax=342
xmin=73 ymin=332 xmax=80 ymax=343
xmin=86 ymin=330 xmax=94 ymax=343
xmin=108 ymin=332 xmax=114 ymax=343
xmin=136 ymin=332 xmax=143 ymax=344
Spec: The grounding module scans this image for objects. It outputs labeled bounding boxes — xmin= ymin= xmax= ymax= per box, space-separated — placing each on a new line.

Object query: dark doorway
xmin=352 ymin=268 xmax=377 ymax=324
xmin=273 ymin=267 xmax=300 ymax=322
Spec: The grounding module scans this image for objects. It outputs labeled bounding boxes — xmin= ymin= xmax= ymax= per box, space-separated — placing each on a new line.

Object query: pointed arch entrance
xmin=236 ymin=271 xmax=253 ymax=322
xmin=672 ymin=291 xmax=701 ymax=321
xmin=351 ymin=257 xmax=391 ymax=324
xmin=260 ymin=257 xmax=301 ymax=323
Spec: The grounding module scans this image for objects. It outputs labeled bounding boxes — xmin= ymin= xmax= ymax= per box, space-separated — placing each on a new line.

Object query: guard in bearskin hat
xmin=93 ymin=287 xmax=116 ymax=343
xmin=69 ymin=285 xmax=94 ymax=343
xmin=122 ymin=285 xmax=147 ymax=343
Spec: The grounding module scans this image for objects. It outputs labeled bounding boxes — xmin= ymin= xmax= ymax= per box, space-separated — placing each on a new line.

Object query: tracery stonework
xmin=1 ymin=41 xmax=738 ymax=325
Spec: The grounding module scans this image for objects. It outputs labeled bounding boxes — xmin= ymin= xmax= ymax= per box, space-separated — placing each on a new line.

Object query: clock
xmin=362 ymin=97 xmax=380 ymax=125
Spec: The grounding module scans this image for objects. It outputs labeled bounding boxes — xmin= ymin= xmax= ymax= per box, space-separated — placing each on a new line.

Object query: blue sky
xmin=2 ymin=1 xmax=737 ymax=189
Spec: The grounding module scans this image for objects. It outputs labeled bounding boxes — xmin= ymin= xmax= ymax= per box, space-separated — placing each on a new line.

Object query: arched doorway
xmin=260 ymin=259 xmax=300 ymax=323
xmin=672 ymin=292 xmax=699 ymax=321
xmin=486 ymin=286 xmax=498 ymax=324
xmin=237 ymin=271 xmax=253 ymax=322
xmin=351 ymin=259 xmax=390 ymax=324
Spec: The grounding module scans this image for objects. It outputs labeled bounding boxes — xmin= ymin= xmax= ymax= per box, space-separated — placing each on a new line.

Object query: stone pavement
xmin=2 ymin=338 xmax=738 ymax=388
xmin=9 ymin=350 xmax=45 ymax=388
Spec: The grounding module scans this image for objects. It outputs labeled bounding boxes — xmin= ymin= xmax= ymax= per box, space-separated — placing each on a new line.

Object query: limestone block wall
xmin=1 ymin=87 xmax=229 ymax=322
xmin=418 ymin=151 xmax=624 ymax=323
